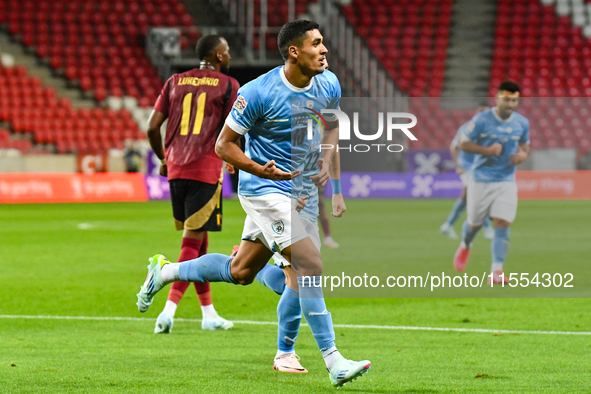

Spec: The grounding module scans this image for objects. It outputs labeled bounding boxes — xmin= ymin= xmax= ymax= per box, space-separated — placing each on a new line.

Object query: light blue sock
xmin=461 ymin=220 xmax=480 ymax=248
xmin=491 ymin=227 xmax=510 ymax=267
xmin=256 ymin=264 xmax=286 ymax=295
xmin=178 ymin=253 xmax=238 ymax=284
xmin=277 ymin=287 xmax=301 ymax=352
xmin=446 ymin=198 xmax=466 ymax=226
xmin=298 ymin=276 xmax=335 ymax=351
xmin=483 ymin=217 xmax=492 ymax=228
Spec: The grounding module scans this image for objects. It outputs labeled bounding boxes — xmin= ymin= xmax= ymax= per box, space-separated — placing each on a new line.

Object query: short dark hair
xmin=196 ymin=35 xmax=223 ymax=60
xmin=498 ymin=81 xmax=521 ymax=93
xmin=277 ymin=20 xmax=320 ymax=61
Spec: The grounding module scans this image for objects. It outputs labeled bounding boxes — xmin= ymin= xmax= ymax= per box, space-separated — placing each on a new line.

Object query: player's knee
xmin=292 ymin=255 xmax=323 ymax=277
xmin=233 ymin=268 xmax=256 ymax=285
xmin=237 ymin=277 xmax=255 ymax=286
xmin=493 ymin=218 xmax=510 ymax=228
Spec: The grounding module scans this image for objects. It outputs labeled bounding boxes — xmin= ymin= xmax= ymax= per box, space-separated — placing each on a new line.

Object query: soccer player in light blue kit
xmin=440 ymin=102 xmax=494 ymax=240
xmin=453 ymin=81 xmax=530 ymax=284
xmin=135 ymin=20 xmax=370 ymax=387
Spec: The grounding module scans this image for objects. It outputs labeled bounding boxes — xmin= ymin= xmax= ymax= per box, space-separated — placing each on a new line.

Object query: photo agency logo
xmin=306 ymin=108 xmax=418 ymax=153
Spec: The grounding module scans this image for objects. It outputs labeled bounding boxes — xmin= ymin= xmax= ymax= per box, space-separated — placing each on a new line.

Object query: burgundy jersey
xmin=154 ymin=69 xmax=239 ymax=184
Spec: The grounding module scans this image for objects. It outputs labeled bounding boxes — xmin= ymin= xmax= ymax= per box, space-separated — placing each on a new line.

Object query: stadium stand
xmin=0 ymin=0 xmax=197 ymax=107
xmin=0 ymin=64 xmax=143 ymax=154
xmin=341 ymin=0 xmax=453 ymax=97
xmin=250 ymin=0 xmax=313 ymax=51
xmin=335 ymin=0 xmax=591 ymax=158
xmin=489 ymin=0 xmax=591 ymax=156
xmin=0 ymin=0 xmax=589 ymax=160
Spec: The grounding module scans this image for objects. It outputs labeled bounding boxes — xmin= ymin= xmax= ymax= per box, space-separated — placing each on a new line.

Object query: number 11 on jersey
xmin=180 ymin=92 xmax=207 ymax=135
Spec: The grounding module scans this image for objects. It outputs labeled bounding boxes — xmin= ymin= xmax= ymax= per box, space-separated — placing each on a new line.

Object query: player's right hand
xmin=260 ymin=160 xmax=300 ymax=180
xmin=159 ymin=164 xmax=167 ymax=177
xmin=296 ymin=195 xmax=309 ymax=212
xmin=310 ymin=158 xmax=330 ymax=187
xmin=487 ymin=143 xmax=503 ymax=157
xmin=225 ymin=163 xmax=235 ymax=174
xmin=455 ymin=166 xmax=464 ymax=175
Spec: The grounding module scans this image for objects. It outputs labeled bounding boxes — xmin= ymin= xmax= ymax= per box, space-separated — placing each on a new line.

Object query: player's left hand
xmin=509 ymin=150 xmax=528 ymax=165
xmin=331 ymin=193 xmax=347 ymax=217
xmin=159 ymin=164 xmax=167 ymax=177
xmin=310 ymin=158 xmax=330 ymax=187
xmin=225 ymin=163 xmax=235 ymax=174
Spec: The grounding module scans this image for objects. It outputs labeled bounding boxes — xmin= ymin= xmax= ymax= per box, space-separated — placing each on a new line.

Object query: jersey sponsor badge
xmin=271 ymin=220 xmax=285 ymax=235
xmin=233 ymin=95 xmax=248 ymax=114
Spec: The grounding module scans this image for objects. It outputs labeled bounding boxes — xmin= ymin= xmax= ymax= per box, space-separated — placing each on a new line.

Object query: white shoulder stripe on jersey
xmin=264 ymin=118 xmax=289 ymax=122
xmin=225 ymin=115 xmax=249 ymax=135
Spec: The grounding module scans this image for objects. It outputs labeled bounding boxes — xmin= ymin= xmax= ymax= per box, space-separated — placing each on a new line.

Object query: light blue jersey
xmin=451 ymin=122 xmax=476 ymax=171
xmin=462 ymin=107 xmax=530 ymax=183
xmin=226 ymin=66 xmax=341 ymax=198
xmin=298 ymin=126 xmax=322 ymax=223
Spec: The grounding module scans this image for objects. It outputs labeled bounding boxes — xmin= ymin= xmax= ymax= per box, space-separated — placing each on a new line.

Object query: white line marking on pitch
xmin=0 ymin=314 xmax=589 ymax=336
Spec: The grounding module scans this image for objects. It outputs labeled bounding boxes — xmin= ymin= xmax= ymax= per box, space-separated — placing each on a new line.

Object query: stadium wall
xmin=323 ymin=171 xmax=591 ymax=200
xmin=1 ymin=171 xmax=590 ymax=204
xmin=0 ymin=173 xmax=148 ymax=203
xmin=0 ymin=154 xmax=76 ymax=173
xmin=0 ymin=152 xmax=131 ymax=174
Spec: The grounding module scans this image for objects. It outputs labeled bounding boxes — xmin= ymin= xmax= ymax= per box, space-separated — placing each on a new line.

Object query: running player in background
xmin=440 ymin=102 xmax=494 ymax=240
xmin=146 ymin=35 xmax=239 ymax=333
xmin=453 ymin=81 xmax=530 ymax=284
xmin=315 ymin=58 xmax=340 ymax=249
xmin=136 ymin=20 xmax=370 ymax=388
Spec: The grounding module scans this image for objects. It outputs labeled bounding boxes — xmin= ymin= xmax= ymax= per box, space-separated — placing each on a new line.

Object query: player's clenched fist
xmin=487 ymin=143 xmax=503 ymax=157
xmin=509 ymin=149 xmax=528 ymax=165
xmin=331 ymin=193 xmax=346 ymax=217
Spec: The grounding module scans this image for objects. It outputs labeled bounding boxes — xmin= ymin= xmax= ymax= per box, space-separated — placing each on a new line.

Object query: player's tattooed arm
xmin=329 ymin=147 xmax=346 ymax=217
xmin=147 ymin=109 xmax=168 ymax=176
xmin=216 ymin=123 xmax=299 ymax=181
xmin=509 ymin=143 xmax=530 ymax=165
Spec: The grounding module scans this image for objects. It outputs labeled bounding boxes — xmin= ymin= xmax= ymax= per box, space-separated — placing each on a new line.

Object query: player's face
xmin=296 ymin=29 xmax=328 ymax=75
xmin=216 ymin=38 xmax=231 ymax=74
xmin=495 ymin=91 xmax=519 ymax=118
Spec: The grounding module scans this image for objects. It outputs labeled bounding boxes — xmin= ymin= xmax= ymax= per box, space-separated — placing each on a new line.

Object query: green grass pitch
xmin=1 ymin=199 xmax=590 ymax=393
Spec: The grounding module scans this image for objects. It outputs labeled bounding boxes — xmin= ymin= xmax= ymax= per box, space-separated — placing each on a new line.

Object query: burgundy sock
xmin=194 ymin=233 xmax=212 ymax=306
xmin=166 ymin=237 xmax=203 ymax=304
